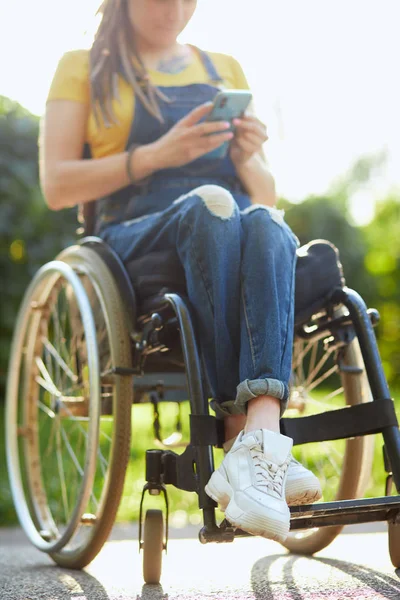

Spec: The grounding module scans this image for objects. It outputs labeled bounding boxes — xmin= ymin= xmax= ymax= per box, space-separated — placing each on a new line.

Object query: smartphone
xmin=203 ymin=89 xmax=253 ymax=159
xmin=206 ymin=90 xmax=253 ymax=129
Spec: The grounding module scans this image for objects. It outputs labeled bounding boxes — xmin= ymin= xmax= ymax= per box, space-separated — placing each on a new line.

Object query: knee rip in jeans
xmin=242 ymin=203 xmax=286 ymax=227
xmin=173 ymin=185 xmax=235 ymax=220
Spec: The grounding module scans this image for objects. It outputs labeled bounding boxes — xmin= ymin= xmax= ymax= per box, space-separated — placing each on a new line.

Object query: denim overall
xmin=99 ymin=47 xmax=299 ymax=418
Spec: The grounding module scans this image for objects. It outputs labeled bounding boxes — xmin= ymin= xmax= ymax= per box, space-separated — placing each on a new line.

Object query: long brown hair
xmin=90 ymin=0 xmax=170 ymax=127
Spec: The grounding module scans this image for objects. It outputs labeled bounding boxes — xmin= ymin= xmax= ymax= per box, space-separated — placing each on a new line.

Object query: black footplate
xmin=199 ymin=496 xmax=400 ymax=544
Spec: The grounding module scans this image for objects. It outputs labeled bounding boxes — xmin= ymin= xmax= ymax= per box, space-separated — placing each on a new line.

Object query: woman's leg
xmin=235 ymin=204 xmax=299 ymax=416
xmin=103 ymin=189 xmax=297 ymax=431
xmin=101 ymin=185 xmax=245 ymax=406
xmin=205 ymin=202 xmax=322 ymax=541
xmin=102 ymin=187 xmax=319 ymax=540
xmin=217 ymin=204 xmax=298 ymax=446
xmin=224 ymin=395 xmax=280 ymax=444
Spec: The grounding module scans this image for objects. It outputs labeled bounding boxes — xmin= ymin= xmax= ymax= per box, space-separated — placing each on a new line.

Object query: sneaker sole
xmin=205 ymin=471 xmax=289 ymax=543
xmin=287 ymin=488 xmax=322 ymax=506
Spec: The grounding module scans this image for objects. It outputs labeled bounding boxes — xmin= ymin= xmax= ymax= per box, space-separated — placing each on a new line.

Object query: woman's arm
xmin=40 ymin=100 xmax=156 ymax=210
xmin=235 ymin=150 xmax=277 ymax=207
xmin=229 ymin=100 xmax=277 ymax=207
xmin=40 ymin=100 xmax=234 ymax=211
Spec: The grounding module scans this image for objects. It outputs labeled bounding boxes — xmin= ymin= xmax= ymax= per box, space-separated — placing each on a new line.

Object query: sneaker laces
xmin=250 ymin=444 xmax=290 ymax=497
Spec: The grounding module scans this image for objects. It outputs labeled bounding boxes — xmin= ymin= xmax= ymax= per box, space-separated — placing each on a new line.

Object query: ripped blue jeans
xmin=100 ymin=184 xmax=299 ymax=419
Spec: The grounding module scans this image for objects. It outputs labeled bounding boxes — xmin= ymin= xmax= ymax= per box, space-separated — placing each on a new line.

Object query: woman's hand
xmin=150 ymin=102 xmax=234 ymax=170
xmin=229 ymin=113 xmax=268 ymax=167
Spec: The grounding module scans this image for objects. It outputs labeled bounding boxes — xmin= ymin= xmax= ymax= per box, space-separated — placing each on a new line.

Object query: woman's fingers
xmin=179 ymin=101 xmax=214 ymax=126
xmin=174 ymin=102 xmax=269 ymax=163
xmin=234 ymin=114 xmax=264 ymax=128
xmin=194 ymin=120 xmax=232 ymax=136
xmin=199 ymin=131 xmax=234 ymax=151
xmin=237 ymin=130 xmax=265 ymax=147
xmin=233 ymin=117 xmax=268 ymax=141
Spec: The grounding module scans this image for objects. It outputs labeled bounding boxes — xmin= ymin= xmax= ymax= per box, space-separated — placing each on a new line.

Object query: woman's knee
xmin=241 ymin=203 xmax=299 ymax=247
xmin=174 ymin=184 xmax=238 ymax=221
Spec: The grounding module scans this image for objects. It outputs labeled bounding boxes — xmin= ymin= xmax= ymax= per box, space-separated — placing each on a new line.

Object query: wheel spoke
xmin=304 ymin=346 xmax=335 ymax=388
xmin=35 ymin=356 xmax=61 ymax=397
xmin=97 ymin=446 xmax=108 ymax=477
xmin=41 ymin=336 xmax=78 ymax=383
xmin=60 ymin=426 xmax=84 ymax=477
xmin=321 ymin=386 xmax=344 ymax=402
xmin=59 ymin=402 xmax=90 ymax=441
xmin=293 ymin=339 xmax=313 ymax=371
xmin=38 ymin=401 xmax=56 ymax=419
xmin=36 ymin=376 xmax=61 ymax=398
xmin=308 ymin=340 xmax=318 ymax=379
xmin=307 ymin=363 xmax=338 ymax=393
xmin=300 ymin=386 xmax=344 ymax=413
xmin=100 ymin=428 xmax=112 ymax=444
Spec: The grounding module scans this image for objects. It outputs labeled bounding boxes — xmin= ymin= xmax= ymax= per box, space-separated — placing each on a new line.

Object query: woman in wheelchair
xmin=40 ymin=0 xmax=322 ymax=543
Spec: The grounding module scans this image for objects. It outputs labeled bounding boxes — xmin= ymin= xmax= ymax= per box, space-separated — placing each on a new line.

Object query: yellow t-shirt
xmin=46 ymin=47 xmax=250 ymax=159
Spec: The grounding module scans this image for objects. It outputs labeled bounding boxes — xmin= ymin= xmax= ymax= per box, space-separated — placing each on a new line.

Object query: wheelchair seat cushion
xmin=124 ymin=239 xmax=345 ymax=325
xmin=293 ymin=239 xmax=345 ymax=324
xmin=125 ymin=249 xmax=187 ymax=300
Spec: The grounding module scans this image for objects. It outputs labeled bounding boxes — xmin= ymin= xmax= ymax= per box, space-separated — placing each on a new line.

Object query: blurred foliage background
xmin=0 ymin=96 xmax=399 ymax=526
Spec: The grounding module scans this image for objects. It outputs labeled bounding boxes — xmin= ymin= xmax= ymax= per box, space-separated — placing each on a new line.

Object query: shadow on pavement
xmin=0 ymin=562 xmax=111 ymax=600
xmin=251 ymin=554 xmax=400 ymax=599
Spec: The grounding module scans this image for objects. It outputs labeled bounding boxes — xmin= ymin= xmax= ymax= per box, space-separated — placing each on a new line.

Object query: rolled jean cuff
xmin=209 ymin=398 xmax=245 ymax=420
xmin=235 ymin=378 xmax=289 ymax=417
xmin=209 ymin=378 xmax=289 ymax=420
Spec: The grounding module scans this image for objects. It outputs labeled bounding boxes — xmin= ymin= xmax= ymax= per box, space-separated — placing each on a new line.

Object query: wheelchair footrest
xmin=289 ymin=495 xmax=400 ymax=530
xmin=199 ymin=496 xmax=400 ymax=543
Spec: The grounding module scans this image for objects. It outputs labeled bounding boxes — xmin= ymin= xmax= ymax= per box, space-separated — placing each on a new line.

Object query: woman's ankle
xmin=224 ymin=413 xmax=246 ymax=442
xmin=244 ymin=395 xmax=281 ymax=434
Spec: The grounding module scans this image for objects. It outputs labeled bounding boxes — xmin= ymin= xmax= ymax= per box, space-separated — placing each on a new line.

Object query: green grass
xmin=116 ymin=401 xmax=227 ymax=528
xmin=0 ymin=399 xmax=226 ymax=528
xmin=1 ymin=388 xmax=400 ymax=528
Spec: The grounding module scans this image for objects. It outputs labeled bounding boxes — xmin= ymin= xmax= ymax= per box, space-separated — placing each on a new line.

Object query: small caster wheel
xmin=142 ymin=509 xmax=165 ymax=584
xmin=388 ymin=518 xmax=400 ymax=568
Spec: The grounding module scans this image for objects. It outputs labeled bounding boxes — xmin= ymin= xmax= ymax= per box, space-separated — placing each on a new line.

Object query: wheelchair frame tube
xmin=333 ymin=286 xmax=400 ymax=492
xmin=164 ymin=294 xmax=219 ymax=530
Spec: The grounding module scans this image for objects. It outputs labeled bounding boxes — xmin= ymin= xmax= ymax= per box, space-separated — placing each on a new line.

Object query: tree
xmin=363 ymin=197 xmax=400 ymax=385
xmin=282 ymin=194 xmax=373 ymax=302
xmin=0 ymin=97 xmax=77 ymax=396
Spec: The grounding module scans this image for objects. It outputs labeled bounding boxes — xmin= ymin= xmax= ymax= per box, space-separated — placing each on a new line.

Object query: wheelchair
xmin=5 ymin=200 xmax=400 ymax=585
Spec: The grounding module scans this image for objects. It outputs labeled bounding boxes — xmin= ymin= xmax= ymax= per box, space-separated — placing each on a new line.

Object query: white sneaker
xmin=285 ymin=457 xmax=322 ymax=506
xmin=223 ymin=436 xmax=322 ymax=506
xmin=205 ymin=429 xmax=292 ymax=542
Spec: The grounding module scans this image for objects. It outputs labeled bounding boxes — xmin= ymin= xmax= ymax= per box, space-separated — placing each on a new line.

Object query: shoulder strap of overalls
xmin=188 ymin=45 xmax=224 ymax=83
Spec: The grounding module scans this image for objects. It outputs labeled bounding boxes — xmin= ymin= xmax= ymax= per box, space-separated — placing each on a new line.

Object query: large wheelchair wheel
xmin=6 ymin=245 xmax=133 ymax=568
xmin=281 ymin=306 xmax=375 ymax=555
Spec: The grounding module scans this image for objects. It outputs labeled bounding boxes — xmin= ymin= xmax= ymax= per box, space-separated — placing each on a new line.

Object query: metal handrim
xmin=5 ymin=261 xmax=100 ymax=553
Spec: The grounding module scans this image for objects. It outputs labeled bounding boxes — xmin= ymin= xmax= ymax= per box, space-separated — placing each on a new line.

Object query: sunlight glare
xmin=0 ymin=0 xmax=399 ymax=223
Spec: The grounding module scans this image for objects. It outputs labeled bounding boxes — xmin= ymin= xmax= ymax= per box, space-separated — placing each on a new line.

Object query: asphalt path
xmin=1 ymin=523 xmax=399 ymax=600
